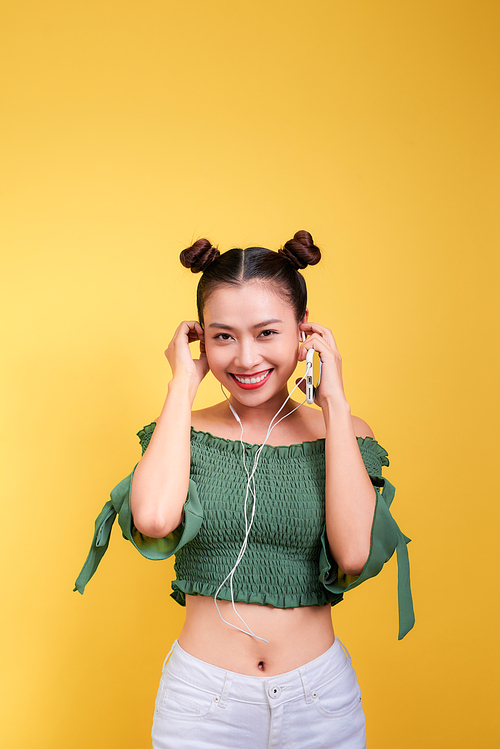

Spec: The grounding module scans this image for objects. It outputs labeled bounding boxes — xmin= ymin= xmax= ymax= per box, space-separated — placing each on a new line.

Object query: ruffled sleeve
xmin=318 ymin=436 xmax=415 ymax=640
xmin=74 ymin=422 xmax=203 ymax=594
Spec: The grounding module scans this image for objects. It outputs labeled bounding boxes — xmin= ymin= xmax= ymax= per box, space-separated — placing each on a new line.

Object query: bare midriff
xmin=178 ymin=594 xmax=335 ymax=677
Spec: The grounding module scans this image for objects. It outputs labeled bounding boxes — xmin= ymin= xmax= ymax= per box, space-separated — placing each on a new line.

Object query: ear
xmin=298 ymin=308 xmax=309 ymax=342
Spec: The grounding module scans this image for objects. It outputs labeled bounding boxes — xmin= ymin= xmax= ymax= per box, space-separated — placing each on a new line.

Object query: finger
xmin=176 ymin=320 xmax=197 ymax=333
xmin=300 ymin=322 xmax=334 ymax=341
xmin=299 ymin=320 xmax=334 ymax=338
xmin=171 ymin=320 xmax=193 ymax=344
xmin=186 ymin=321 xmax=205 ymax=344
xmin=299 ymin=322 xmax=337 ymax=351
xmin=166 ymin=321 xmax=201 ymax=355
xmin=297 ymin=334 xmax=331 ymax=361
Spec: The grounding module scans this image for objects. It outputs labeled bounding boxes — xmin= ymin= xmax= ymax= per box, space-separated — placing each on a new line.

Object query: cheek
xmin=205 ymin=344 xmax=226 ymax=373
xmin=279 ymin=338 xmax=300 ymax=363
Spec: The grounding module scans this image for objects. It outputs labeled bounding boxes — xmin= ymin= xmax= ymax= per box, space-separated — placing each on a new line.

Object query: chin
xmin=233 ymin=385 xmax=290 ymax=407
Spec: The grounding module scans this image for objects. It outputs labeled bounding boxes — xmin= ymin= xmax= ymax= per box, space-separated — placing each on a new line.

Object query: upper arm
xmin=351 ymin=415 xmax=375 ymax=439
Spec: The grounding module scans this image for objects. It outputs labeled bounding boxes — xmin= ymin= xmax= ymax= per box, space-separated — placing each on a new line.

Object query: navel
xmin=258 ymin=661 xmax=265 ymax=671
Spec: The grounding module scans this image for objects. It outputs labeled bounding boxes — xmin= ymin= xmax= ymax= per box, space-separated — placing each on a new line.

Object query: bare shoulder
xmin=191 ymin=403 xmax=232 ymax=434
xmin=351 ymin=415 xmax=375 ymax=439
xmin=305 ymin=405 xmax=326 ymax=434
xmin=286 ymin=406 xmax=375 ymax=443
xmin=152 ymin=403 xmax=232 ymax=438
xmin=151 ymin=404 xmax=226 ymax=431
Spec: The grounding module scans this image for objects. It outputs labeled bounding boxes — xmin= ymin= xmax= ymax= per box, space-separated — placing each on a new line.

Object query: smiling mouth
xmin=230 ymin=369 xmax=273 ymax=389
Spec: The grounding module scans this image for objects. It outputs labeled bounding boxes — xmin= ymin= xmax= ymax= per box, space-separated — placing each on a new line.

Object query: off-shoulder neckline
xmin=139 ymin=421 xmax=387 ymax=460
xmin=190 ymin=426 xmax=382 ymax=449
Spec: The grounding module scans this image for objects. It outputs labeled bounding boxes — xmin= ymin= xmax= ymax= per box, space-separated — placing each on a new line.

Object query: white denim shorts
xmin=151 ymin=637 xmax=366 ymax=749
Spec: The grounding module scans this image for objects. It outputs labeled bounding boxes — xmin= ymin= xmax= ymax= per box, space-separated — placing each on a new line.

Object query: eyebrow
xmin=208 ymin=318 xmax=283 ymax=330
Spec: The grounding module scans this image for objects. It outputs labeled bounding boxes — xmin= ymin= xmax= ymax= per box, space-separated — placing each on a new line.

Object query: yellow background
xmin=1 ymin=1 xmax=499 ymax=746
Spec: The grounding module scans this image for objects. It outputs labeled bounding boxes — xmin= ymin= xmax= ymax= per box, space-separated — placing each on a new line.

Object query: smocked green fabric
xmin=74 ymin=422 xmax=414 ymax=639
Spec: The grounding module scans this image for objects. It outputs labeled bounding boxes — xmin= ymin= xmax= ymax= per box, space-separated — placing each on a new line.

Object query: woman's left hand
xmin=297 ymin=322 xmax=349 ymax=411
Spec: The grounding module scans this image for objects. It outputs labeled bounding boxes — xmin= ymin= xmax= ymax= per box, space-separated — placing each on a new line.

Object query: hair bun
xmin=278 ymin=230 xmax=321 ymax=270
xmin=180 ymin=238 xmax=220 ymax=273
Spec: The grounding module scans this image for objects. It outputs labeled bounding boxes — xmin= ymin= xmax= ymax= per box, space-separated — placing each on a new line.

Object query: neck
xmin=224 ymin=386 xmax=304 ymax=438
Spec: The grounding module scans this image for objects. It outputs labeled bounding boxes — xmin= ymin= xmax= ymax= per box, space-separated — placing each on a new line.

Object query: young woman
xmin=75 ymin=230 xmax=414 ymax=749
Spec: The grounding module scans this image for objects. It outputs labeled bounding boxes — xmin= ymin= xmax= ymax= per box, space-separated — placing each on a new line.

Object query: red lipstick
xmin=229 ymin=369 xmax=273 ymax=390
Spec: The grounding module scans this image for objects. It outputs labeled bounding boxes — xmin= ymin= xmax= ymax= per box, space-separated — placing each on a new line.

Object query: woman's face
xmin=203 ymin=281 xmax=304 ymax=407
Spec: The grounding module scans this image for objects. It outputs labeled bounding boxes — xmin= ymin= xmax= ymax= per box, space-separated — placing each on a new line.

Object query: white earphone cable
xmin=214 ymin=374 xmax=308 ymax=642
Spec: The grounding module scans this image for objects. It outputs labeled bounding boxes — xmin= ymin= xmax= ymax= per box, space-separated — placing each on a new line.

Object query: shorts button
xmin=268 ymin=685 xmax=281 ymax=698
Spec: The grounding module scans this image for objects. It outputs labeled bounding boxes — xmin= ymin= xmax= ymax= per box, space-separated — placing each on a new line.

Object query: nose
xmin=234 ymin=338 xmax=262 ymax=370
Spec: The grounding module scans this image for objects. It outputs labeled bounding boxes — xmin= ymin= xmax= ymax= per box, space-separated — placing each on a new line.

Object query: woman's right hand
xmin=165 ymin=320 xmax=209 ymax=396
xmin=132 ymin=320 xmax=206 ymax=539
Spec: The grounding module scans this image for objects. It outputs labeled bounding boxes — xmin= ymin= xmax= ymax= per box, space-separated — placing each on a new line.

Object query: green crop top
xmin=74 ymin=423 xmax=414 ymax=640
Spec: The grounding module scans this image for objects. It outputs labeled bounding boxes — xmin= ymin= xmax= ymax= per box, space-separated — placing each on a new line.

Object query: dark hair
xmin=179 ymin=230 xmax=321 ymax=324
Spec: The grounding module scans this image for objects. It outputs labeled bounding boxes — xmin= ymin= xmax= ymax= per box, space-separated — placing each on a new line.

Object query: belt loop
xmin=298 ymin=667 xmax=313 ymax=704
xmin=218 ymin=671 xmax=234 ymax=709
xmin=335 ymin=637 xmax=352 ymax=664
xmin=162 ymin=639 xmax=178 ymax=672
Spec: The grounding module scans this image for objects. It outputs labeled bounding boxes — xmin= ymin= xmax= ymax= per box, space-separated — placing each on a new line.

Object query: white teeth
xmin=233 ymin=370 xmax=271 ymax=384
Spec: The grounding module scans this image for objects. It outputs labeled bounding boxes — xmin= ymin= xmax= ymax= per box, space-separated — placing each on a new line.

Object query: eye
xmin=259 ymin=329 xmax=277 ymax=338
xmin=213 ymin=333 xmax=233 ymax=341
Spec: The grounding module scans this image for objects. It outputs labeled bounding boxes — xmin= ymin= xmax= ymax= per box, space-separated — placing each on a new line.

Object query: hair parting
xmin=179 ymin=230 xmax=321 ymax=324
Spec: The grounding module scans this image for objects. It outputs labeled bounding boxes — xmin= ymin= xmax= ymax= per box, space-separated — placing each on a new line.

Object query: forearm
xmin=323 ymin=399 xmax=376 ymax=575
xmin=130 ymin=379 xmax=195 ymax=538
